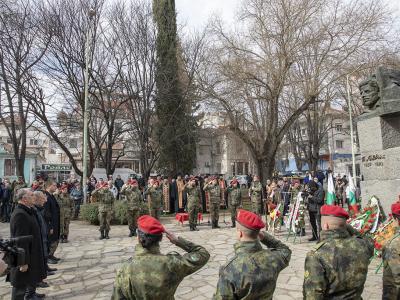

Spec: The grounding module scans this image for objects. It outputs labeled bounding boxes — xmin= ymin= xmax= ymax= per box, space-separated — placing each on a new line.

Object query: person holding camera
xmin=9 ymin=188 xmax=46 ymax=300
xmin=306 ymin=180 xmax=325 ymax=242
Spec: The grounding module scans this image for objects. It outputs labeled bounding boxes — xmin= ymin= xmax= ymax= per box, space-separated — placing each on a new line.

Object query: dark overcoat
xmin=43 ymin=191 xmax=60 ymax=243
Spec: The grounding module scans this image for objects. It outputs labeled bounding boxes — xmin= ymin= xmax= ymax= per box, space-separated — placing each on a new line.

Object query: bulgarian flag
xmin=348 ymin=174 xmax=359 ymax=214
xmin=326 ymin=173 xmax=336 ymax=205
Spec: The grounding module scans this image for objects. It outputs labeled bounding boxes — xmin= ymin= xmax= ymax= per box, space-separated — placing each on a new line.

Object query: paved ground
xmin=0 ymin=216 xmax=383 ymax=300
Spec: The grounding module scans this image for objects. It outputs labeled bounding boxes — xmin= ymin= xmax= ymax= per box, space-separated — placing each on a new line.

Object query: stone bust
xmin=358 ymin=67 xmax=400 ymax=115
xmin=359 ymin=75 xmax=380 ymax=111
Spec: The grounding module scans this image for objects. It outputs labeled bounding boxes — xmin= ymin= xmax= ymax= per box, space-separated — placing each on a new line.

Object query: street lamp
xmin=346 ymin=72 xmax=358 ymax=181
xmin=82 ymin=8 xmax=96 ymax=204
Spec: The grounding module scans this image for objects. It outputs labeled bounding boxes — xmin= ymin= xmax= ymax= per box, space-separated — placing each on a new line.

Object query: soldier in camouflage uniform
xmin=112 ymin=215 xmax=210 ymax=300
xmin=185 ymin=177 xmax=201 ymax=231
xmin=12 ymin=176 xmax=27 ymax=211
xmin=214 ymin=209 xmax=291 ymax=299
xmin=382 ymin=201 xmax=400 ymax=299
xmin=56 ymin=184 xmax=74 ymax=243
xmin=249 ymin=175 xmax=263 ymax=215
xmin=203 ymin=177 xmax=221 ymax=229
xmin=120 ymin=178 xmax=142 ymax=237
xmin=144 ymin=180 xmax=163 ymax=220
xmin=92 ymin=182 xmax=115 ymax=239
xmin=303 ymin=205 xmax=374 ymax=299
xmin=227 ymin=179 xmax=242 ymax=228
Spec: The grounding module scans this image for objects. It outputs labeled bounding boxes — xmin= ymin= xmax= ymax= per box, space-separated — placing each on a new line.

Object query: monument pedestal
xmin=358 ymin=114 xmax=400 ymax=213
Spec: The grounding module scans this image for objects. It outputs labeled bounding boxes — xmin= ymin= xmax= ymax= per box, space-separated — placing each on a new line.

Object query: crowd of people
xmin=2 ymin=170 xmax=399 ymax=299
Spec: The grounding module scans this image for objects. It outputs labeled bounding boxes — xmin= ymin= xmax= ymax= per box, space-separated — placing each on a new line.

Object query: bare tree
xmin=0 ymin=0 xmax=51 ymax=179
xmin=199 ymin=0 xmax=391 ymax=180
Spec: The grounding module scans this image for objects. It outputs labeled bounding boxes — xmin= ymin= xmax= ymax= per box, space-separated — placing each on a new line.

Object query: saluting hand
xmin=165 ymin=230 xmax=178 ymax=244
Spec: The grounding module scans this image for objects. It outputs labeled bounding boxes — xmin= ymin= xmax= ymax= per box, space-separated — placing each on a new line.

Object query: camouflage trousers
xmin=60 ymin=217 xmax=71 ymax=237
xmin=251 ymin=199 xmax=262 ymax=215
xmin=149 ymin=207 xmax=161 ymax=220
xmin=230 ymin=204 xmax=240 ymax=220
xmin=188 ymin=205 xmax=199 ymax=226
xmin=99 ymin=211 xmax=112 ymax=232
xmin=49 ymin=240 xmax=59 ymax=257
xmin=209 ymin=200 xmax=219 ymax=222
xmin=127 ymin=208 xmax=139 ymax=231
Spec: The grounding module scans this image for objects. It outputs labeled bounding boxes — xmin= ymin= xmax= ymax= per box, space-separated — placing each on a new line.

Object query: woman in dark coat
xmin=9 ymin=194 xmax=46 ymax=299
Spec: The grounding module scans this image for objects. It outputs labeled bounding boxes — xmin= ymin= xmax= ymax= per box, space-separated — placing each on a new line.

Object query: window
xmin=335 ymin=123 xmax=343 ymax=132
xmin=29 ymin=139 xmax=39 ymax=146
xmin=4 ymin=159 xmax=16 ymax=176
xmin=301 ymin=128 xmax=307 ymax=136
xmin=69 ymin=138 xmax=78 ymax=148
xmin=7 ymin=138 xmax=11 ymax=144
xmin=336 ymin=140 xmax=344 ymax=149
xmin=215 ymin=142 xmax=222 ymax=155
xmin=216 ymin=163 xmax=222 ymax=173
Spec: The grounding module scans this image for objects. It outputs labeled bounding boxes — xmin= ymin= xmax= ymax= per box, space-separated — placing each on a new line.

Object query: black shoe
xmin=47 ymin=271 xmax=56 ymax=276
xmin=47 ymin=267 xmax=57 ymax=272
xmin=37 ymin=281 xmax=49 ymax=288
xmin=132 ymin=230 xmax=137 ymax=237
xmin=99 ymin=231 xmax=105 ymax=240
xmin=189 ymin=226 xmax=194 ymax=231
xmin=128 ymin=231 xmax=133 ymax=237
xmin=35 ymin=292 xmax=46 ymax=298
xmin=47 ymin=258 xmax=58 ymax=264
xmin=308 ymin=237 xmax=318 ymax=242
xmin=105 ymin=232 xmax=110 ymax=239
xmin=49 ymin=255 xmax=60 ymax=261
xmin=193 ymin=226 xmax=199 ymax=231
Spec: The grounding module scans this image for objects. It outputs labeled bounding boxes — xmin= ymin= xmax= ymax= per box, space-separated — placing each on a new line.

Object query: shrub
xmin=114 ymin=201 xmax=128 ymax=225
xmin=79 ymin=203 xmax=99 ymax=225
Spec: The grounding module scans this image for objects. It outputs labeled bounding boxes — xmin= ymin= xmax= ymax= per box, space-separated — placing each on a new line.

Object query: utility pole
xmin=82 ymin=8 xmax=96 ymax=204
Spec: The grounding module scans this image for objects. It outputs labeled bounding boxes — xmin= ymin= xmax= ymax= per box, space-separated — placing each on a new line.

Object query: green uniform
xmin=303 ymin=225 xmax=374 ymax=299
xmin=185 ymin=184 xmax=201 ymax=229
xmin=382 ymin=227 xmax=400 ymax=300
xmin=120 ymin=184 xmax=142 ymax=235
xmin=213 ymin=232 xmax=291 ymax=299
xmin=204 ymin=183 xmax=221 ymax=228
xmin=92 ymin=187 xmax=114 ymax=237
xmin=227 ymin=186 xmax=242 ymax=226
xmin=249 ymin=181 xmax=262 ymax=215
xmin=57 ymin=192 xmax=73 ymax=239
xmin=145 ymin=186 xmax=163 ymax=220
xmin=112 ymin=237 xmax=210 ymax=300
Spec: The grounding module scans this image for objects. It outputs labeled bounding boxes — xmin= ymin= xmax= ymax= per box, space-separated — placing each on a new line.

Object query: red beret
xmin=231 ymin=179 xmax=238 ymax=185
xmin=237 ymin=209 xmax=265 ymax=230
xmin=138 ymin=215 xmax=165 ymax=235
xmin=60 ymin=184 xmax=68 ymax=190
xmin=320 ymin=205 xmax=349 ymax=219
xmin=391 ymin=202 xmax=400 ymax=216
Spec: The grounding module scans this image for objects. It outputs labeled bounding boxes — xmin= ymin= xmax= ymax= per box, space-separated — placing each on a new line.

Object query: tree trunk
xmin=15 ymin=157 xmax=25 ymax=180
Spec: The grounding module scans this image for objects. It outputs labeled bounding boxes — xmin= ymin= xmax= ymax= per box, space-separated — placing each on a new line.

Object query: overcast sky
xmin=175 ymin=0 xmax=241 ymax=31
xmin=175 ymin=0 xmax=400 ymax=32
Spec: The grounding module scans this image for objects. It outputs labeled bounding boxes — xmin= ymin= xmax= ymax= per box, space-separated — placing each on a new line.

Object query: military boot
xmin=211 ymin=221 xmax=216 ymax=229
xmin=215 ymin=221 xmax=220 ymax=228
xmin=99 ymin=230 xmax=105 ymax=240
xmin=189 ymin=225 xmax=194 ymax=231
xmin=132 ymin=229 xmax=137 ymax=236
xmin=193 ymin=225 xmax=199 ymax=231
xmin=231 ymin=218 xmax=236 ymax=228
xmin=129 ymin=230 xmax=133 ymax=237
xmin=105 ymin=230 xmax=110 ymax=239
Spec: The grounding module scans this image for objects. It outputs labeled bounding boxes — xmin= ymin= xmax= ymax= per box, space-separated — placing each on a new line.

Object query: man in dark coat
xmin=43 ymin=181 xmax=61 ymax=264
xmin=114 ymin=175 xmax=124 ymax=200
xmin=9 ymin=188 xmax=46 ymax=300
xmin=307 ymin=181 xmax=325 ymax=242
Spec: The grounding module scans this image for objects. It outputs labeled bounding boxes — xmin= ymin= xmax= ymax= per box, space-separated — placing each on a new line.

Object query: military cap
xmin=231 ymin=179 xmax=238 ymax=185
xmin=391 ymin=202 xmax=400 ymax=216
xmin=237 ymin=209 xmax=265 ymax=230
xmin=138 ymin=215 xmax=165 ymax=235
xmin=320 ymin=205 xmax=349 ymax=219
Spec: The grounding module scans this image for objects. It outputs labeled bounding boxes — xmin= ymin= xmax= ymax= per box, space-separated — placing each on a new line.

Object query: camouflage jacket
xmin=112 ymin=237 xmax=210 ymax=300
xmin=185 ymin=184 xmax=200 ymax=208
xmin=120 ymin=185 xmax=142 ymax=210
xmin=92 ymin=188 xmax=114 ymax=212
xmin=213 ymin=232 xmax=291 ymax=300
xmin=145 ymin=186 xmax=163 ymax=209
xmin=382 ymin=227 xmax=400 ymax=300
xmin=203 ymin=183 xmax=221 ymax=203
xmin=56 ymin=192 xmax=73 ymax=219
xmin=303 ymin=225 xmax=374 ymax=300
xmin=227 ymin=186 xmax=242 ymax=206
xmin=249 ymin=182 xmax=262 ymax=201
xmin=12 ymin=181 xmax=27 ymax=203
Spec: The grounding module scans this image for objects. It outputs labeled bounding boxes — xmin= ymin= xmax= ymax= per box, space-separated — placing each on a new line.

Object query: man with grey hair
xmin=9 ymin=188 xmax=46 ymax=300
